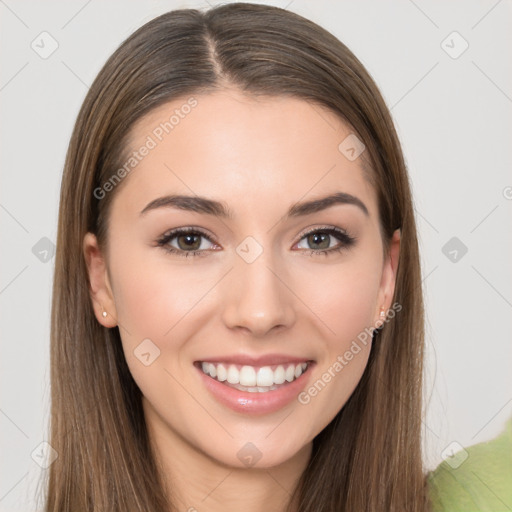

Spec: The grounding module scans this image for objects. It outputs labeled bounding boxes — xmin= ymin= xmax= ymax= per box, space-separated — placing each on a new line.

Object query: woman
xmin=45 ymin=3 xmax=481 ymax=511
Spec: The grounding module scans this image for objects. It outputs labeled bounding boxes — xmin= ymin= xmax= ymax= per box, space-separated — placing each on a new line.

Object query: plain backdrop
xmin=1 ymin=0 xmax=511 ymax=510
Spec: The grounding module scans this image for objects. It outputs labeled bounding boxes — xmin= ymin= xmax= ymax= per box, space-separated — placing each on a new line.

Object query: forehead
xmin=112 ymin=89 xmax=378 ymax=220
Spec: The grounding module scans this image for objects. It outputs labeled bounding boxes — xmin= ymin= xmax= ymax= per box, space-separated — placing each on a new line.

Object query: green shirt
xmin=428 ymin=417 xmax=512 ymax=511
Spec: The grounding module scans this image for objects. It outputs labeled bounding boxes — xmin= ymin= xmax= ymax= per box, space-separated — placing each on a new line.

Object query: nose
xmin=221 ymin=250 xmax=296 ymax=338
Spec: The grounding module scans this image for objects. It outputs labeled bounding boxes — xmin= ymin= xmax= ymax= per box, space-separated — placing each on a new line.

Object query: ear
xmin=374 ymin=228 xmax=401 ymax=325
xmin=83 ymin=232 xmax=118 ymax=328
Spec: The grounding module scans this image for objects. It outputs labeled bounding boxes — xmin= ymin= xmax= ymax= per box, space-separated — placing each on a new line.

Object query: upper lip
xmin=195 ymin=354 xmax=314 ymax=367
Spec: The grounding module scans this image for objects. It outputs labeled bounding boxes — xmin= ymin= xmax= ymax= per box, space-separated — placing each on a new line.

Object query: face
xmin=84 ymin=89 xmax=400 ymax=469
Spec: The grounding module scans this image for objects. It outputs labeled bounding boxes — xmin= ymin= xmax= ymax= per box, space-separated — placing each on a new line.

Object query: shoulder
xmin=428 ymin=417 xmax=512 ymax=512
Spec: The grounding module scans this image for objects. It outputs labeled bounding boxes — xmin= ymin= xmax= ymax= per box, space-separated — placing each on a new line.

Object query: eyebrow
xmin=139 ymin=191 xmax=369 ymax=218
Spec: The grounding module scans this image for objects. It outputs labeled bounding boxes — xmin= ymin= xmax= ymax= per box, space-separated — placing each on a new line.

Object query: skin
xmin=84 ymin=89 xmax=400 ymax=512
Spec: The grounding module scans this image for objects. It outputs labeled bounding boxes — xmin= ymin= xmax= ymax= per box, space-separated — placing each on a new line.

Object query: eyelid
xmin=160 ymin=226 xmax=219 ymax=245
xmin=293 ymin=226 xmax=357 ymax=258
xmin=155 ymin=226 xmax=220 ymax=257
xmin=295 ymin=224 xmax=350 ymax=240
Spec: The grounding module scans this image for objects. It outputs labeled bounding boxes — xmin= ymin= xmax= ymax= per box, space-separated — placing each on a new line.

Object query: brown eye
xmin=156 ymin=227 xmax=217 ymax=257
xmin=176 ymin=233 xmax=202 ymax=251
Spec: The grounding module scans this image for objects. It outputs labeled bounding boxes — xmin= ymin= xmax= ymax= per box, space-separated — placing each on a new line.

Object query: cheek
xmin=299 ymin=257 xmax=382 ymax=345
xmin=110 ymin=247 xmax=216 ymax=341
xmin=108 ymin=247 xmax=228 ymax=396
xmin=108 ymin=251 xmax=214 ymax=404
xmin=330 ymin=273 xmax=378 ymax=338
xmin=291 ymin=256 xmax=381 ymax=429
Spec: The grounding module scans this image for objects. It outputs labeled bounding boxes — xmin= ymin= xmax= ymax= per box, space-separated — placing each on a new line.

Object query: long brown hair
xmin=46 ymin=3 xmax=430 ymax=511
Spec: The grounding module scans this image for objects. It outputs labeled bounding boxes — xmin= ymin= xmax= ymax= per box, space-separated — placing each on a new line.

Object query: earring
xmin=102 ymin=311 xmax=107 ymax=318
xmin=375 ymin=307 xmax=386 ymax=335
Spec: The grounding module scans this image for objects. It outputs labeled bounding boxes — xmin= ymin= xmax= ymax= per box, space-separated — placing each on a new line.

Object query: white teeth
xmin=239 ymin=366 xmax=257 ymax=387
xmin=256 ymin=366 xmax=274 ymax=387
xmin=274 ymin=365 xmax=286 ymax=384
xmin=199 ymin=361 xmax=309 ymax=389
xmin=227 ymin=365 xmax=239 ymax=384
xmin=216 ymin=363 xmax=227 ymax=382
xmin=285 ymin=365 xmax=295 ymax=382
xmin=227 ymin=382 xmax=279 ymax=393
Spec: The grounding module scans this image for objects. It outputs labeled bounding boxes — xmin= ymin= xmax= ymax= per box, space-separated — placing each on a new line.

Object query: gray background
xmin=1 ymin=0 xmax=511 ymax=510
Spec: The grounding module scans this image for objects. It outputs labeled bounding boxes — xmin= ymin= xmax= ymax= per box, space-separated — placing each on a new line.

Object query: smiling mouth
xmin=194 ymin=360 xmax=312 ymax=393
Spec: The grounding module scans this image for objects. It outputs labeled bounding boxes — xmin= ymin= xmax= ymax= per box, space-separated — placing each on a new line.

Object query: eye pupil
xmin=308 ymin=232 xmax=329 ymax=250
xmin=178 ymin=234 xmax=201 ymax=250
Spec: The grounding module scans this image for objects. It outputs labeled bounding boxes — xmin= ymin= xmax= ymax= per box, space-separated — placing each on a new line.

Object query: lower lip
xmin=195 ymin=363 xmax=315 ymax=415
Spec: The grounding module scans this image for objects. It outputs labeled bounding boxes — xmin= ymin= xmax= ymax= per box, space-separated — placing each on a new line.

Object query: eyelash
xmin=155 ymin=225 xmax=357 ymax=258
xmin=156 ymin=227 xmax=218 ymax=259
